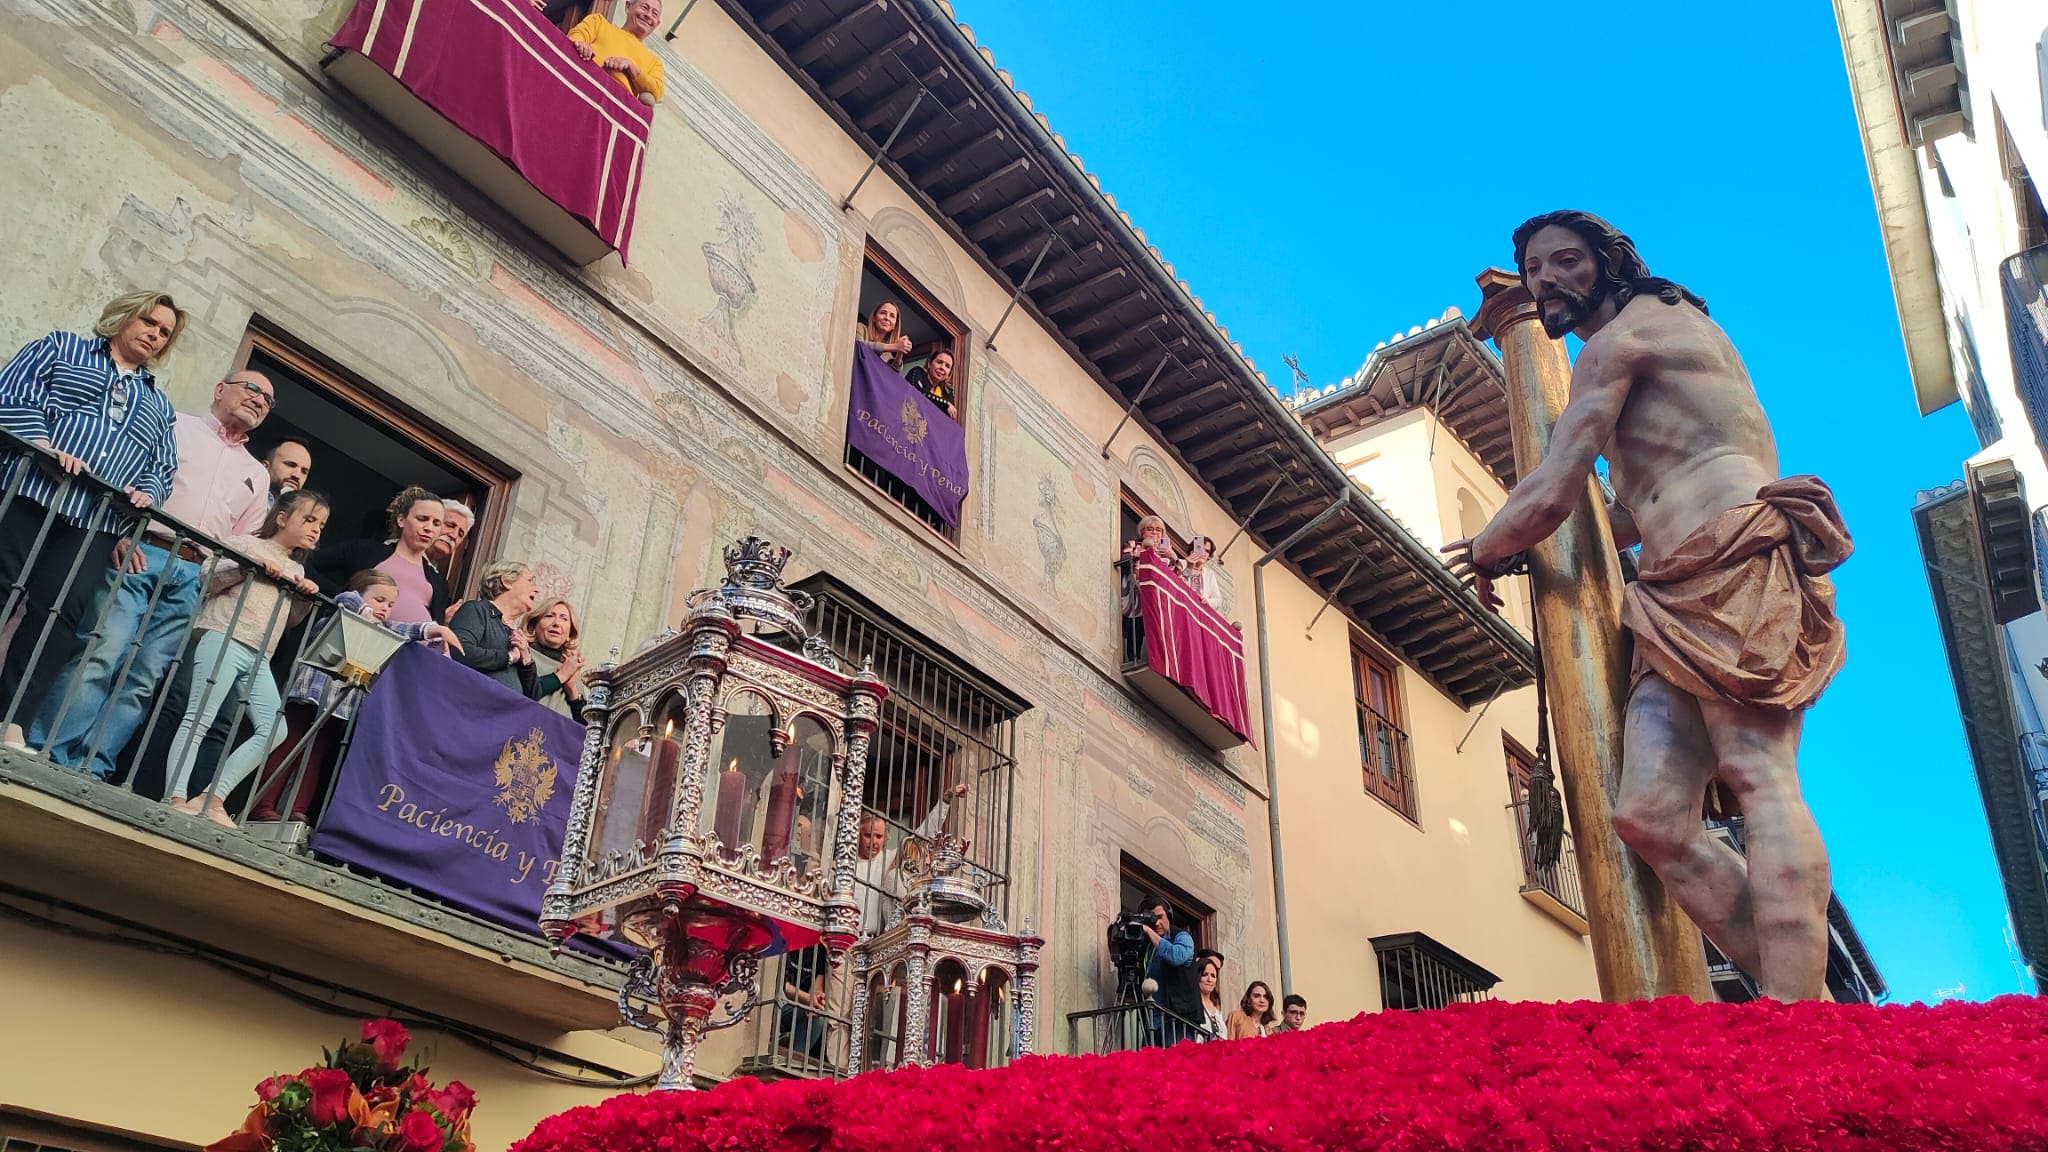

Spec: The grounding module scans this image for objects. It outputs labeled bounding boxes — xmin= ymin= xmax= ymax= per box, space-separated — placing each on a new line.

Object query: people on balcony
xmin=778 ymin=945 xmax=831 ymax=1060
xmin=26 ymin=371 xmax=277 ymax=779
xmin=526 ymin=596 xmax=587 ymax=720
xmin=859 ymin=301 xmax=913 ymax=369
xmin=451 ymin=560 xmax=542 ymax=700
xmin=904 ymin=349 xmax=960 ymax=421
xmin=1227 ymin=981 xmax=1276 ymax=1039
xmin=855 ymin=780 xmax=968 ymax=932
xmin=0 ymin=291 xmax=184 ymax=745
xmin=249 ymin=569 xmax=461 ymax=824
xmin=1121 ymin=514 xmax=1178 ymax=565
xmin=1273 ymin=993 xmax=1308 ymax=1033
xmin=310 ymin=487 xmax=451 ymax=626
xmin=263 ymin=438 xmax=311 ymax=503
xmin=164 ymin=489 xmax=329 ymax=827
xmin=568 ymin=0 xmax=665 ymax=104
xmin=431 ymin=498 xmax=473 ymax=584
xmin=1135 ymin=894 xmax=1200 ymax=1046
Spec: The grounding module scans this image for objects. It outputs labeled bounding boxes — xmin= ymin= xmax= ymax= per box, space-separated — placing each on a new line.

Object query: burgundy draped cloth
xmin=1133 ymin=551 xmax=1255 ymax=745
xmin=329 ymin=0 xmax=653 ymax=261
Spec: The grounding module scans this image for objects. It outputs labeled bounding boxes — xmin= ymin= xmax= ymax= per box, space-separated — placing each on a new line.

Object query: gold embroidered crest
xmin=901 ymin=398 xmax=929 ymax=445
xmin=494 ymin=727 xmax=560 ymax=825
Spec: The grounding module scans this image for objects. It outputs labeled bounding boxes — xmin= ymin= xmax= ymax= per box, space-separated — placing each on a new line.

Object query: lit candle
xmin=944 ymin=982 xmax=966 ymax=1064
xmin=760 ymin=759 xmax=798 ymax=865
xmin=713 ymin=757 xmax=745 ymax=851
xmin=640 ymin=720 xmax=680 ymax=844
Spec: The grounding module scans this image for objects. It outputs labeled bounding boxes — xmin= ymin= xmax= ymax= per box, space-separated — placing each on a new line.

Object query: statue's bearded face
xmin=1521 ymin=224 xmax=1606 ymax=339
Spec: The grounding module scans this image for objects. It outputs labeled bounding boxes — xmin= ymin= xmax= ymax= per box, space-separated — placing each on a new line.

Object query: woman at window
xmin=526 ymin=596 xmax=587 ymax=721
xmin=450 ymin=560 xmax=542 ymax=699
xmin=860 ymin=301 xmax=913 ymax=369
xmin=1121 ymin=514 xmax=1179 ymax=565
xmin=1226 ymin=980 xmax=1277 ymax=1039
xmin=309 ymin=487 xmax=451 ymax=626
xmin=1196 ymin=958 xmax=1227 ymax=1041
xmin=1180 ymin=534 xmax=1224 ymax=613
xmin=904 ymin=348 xmax=960 ymax=421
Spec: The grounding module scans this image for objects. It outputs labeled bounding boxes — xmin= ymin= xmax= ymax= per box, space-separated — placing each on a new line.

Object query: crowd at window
xmin=861 ymin=300 xmax=960 ymax=421
xmin=0 ymin=290 xmax=590 ymax=829
xmin=1127 ymin=892 xmax=1309 ymax=1045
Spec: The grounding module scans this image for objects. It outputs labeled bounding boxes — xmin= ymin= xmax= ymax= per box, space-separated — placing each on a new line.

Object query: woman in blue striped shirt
xmin=0 ymin=290 xmax=184 ymax=741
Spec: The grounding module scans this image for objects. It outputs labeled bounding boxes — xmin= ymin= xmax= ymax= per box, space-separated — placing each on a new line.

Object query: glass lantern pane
xmin=588 ymin=707 xmax=646 ymax=870
xmin=643 ymin=693 xmax=687 ymax=846
xmin=704 ymin=691 xmax=775 ymax=857
xmin=769 ymin=716 xmax=834 ymax=882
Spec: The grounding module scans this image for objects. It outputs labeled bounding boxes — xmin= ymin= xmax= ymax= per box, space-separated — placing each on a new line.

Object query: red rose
xmin=359 ymin=1019 xmax=410 ymax=1071
xmin=428 ymin=1081 xmax=478 ymax=1120
xmin=395 ymin=1110 xmax=444 ymax=1152
xmin=254 ymin=1074 xmax=290 ymax=1102
xmin=303 ymin=1067 xmax=355 ymax=1128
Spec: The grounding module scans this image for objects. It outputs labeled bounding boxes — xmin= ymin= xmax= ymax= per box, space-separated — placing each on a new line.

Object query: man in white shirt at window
xmin=854 ymin=781 xmax=968 ymax=933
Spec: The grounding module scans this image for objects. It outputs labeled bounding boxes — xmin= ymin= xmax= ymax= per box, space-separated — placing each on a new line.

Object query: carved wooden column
xmin=1474 ymin=268 xmax=1713 ymax=1002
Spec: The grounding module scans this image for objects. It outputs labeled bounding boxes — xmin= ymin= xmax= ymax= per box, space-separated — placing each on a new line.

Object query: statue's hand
xmin=1442 ymin=538 xmax=1505 ymax=611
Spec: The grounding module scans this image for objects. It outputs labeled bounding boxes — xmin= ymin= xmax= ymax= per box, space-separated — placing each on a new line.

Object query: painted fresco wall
xmin=0 ymin=0 xmax=1282 ymax=1137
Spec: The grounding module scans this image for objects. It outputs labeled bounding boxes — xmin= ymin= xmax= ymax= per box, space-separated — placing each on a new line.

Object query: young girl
xmin=248 ymin=569 xmax=461 ymax=823
xmin=166 ymin=490 xmax=329 ymax=827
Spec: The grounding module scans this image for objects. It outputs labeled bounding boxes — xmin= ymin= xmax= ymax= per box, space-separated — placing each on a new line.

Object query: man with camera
xmin=1133 ymin=894 xmax=1202 ymax=1046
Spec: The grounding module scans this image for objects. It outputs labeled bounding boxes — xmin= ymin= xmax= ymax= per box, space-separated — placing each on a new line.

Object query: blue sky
xmin=954 ymin=1 xmax=2021 ymax=1001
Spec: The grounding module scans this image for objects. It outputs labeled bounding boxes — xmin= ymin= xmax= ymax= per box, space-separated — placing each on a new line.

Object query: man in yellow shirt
xmin=568 ymin=0 xmax=664 ymax=103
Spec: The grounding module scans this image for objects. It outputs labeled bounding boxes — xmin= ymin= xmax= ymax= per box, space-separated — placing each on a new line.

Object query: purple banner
xmin=312 ymin=643 xmax=592 ymax=940
xmin=846 ymin=342 xmax=970 ymax=527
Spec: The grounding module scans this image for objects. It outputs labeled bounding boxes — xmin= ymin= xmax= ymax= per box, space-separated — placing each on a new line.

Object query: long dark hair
xmin=1511 ymin=210 xmax=1707 ymax=315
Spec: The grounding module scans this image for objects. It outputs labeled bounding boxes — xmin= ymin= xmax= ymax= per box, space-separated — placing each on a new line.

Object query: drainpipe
xmin=1254 ymin=489 xmax=1353 ymax=996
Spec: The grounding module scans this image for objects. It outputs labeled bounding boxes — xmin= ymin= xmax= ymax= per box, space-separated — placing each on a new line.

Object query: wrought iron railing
xmin=734 ymin=948 xmax=854 ymax=1081
xmin=1370 ymin=931 xmax=1499 ymax=1011
xmin=1358 ymin=700 xmax=1416 ymax=818
xmin=1065 ymin=1001 xmax=1219 ymax=1055
xmin=1508 ymin=796 xmax=1585 ymax=919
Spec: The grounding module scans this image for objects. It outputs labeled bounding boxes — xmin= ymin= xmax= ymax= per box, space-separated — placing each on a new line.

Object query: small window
xmin=847 ymin=243 xmax=968 ymax=542
xmin=1370 ymin=932 xmax=1499 ymax=1010
xmin=1118 ymin=853 xmax=1211 ymax=949
xmin=234 ymin=324 xmax=516 ymax=596
xmin=0 ymin=1109 xmax=185 ymax=1152
xmin=1352 ymin=637 xmax=1415 ymax=821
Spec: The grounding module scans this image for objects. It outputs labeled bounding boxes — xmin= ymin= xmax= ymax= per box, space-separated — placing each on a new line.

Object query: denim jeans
xmin=165 ymin=629 xmax=284 ymax=803
xmin=28 ymin=543 xmax=201 ymax=778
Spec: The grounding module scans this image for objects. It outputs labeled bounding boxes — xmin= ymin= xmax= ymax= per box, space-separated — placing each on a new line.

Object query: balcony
xmin=324 ymin=0 xmax=654 ymax=266
xmin=1358 ymin=701 xmax=1416 ymax=820
xmin=1116 ymin=555 xmax=1252 ymax=752
xmin=0 ymin=433 xmax=622 ymax=1028
xmin=1509 ymin=796 xmax=1588 ymax=935
xmin=1065 ymin=1001 xmax=1219 ymax=1055
xmin=1370 ymin=931 xmax=1499 ymax=1011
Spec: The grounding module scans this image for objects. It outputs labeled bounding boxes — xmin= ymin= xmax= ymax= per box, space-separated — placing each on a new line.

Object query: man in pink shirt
xmin=30 ymin=370 xmax=277 ymax=778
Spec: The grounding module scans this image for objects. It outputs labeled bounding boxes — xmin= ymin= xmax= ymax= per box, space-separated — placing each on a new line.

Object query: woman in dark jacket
xmin=449 ymin=560 xmax=541 ymax=700
xmin=308 ymin=487 xmax=453 ymax=625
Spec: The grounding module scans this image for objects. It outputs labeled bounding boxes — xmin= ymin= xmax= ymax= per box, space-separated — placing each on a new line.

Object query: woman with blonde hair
xmin=525 ymin=596 xmax=587 ymax=721
xmin=450 ymin=559 xmax=541 ymax=699
xmin=860 ymin=300 xmax=914 ymax=368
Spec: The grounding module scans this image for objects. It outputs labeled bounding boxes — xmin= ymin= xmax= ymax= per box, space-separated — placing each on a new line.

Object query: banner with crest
xmin=846 ymin=342 xmax=970 ymax=527
xmin=312 ymin=643 xmax=594 ymax=940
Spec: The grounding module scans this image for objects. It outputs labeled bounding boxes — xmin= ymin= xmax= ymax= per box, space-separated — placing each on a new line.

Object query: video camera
xmin=1106 ymin=907 xmax=1160 ymax=1004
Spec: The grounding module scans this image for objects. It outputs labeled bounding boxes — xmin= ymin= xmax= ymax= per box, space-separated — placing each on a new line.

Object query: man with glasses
xmin=0 ymin=291 xmax=184 ymax=746
xmin=28 ymin=370 xmax=278 ymax=778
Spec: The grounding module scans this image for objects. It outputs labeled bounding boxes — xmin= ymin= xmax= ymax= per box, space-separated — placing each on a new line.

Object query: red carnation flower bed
xmin=517 ymin=997 xmax=2048 ymax=1151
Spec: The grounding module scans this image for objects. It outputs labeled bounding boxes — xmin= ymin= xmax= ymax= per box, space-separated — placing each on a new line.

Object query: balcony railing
xmin=324 ymin=0 xmax=655 ymax=266
xmin=1065 ymin=1001 xmax=1219 ymax=1055
xmin=730 ymin=949 xmax=853 ymax=1081
xmin=1115 ymin=555 xmax=1251 ymax=752
xmin=1509 ymin=795 xmax=1585 ymax=927
xmin=1358 ymin=700 xmax=1416 ymax=819
xmin=1370 ymin=931 xmax=1499 ymax=1011
xmin=0 ymin=428 xmax=620 ymax=1026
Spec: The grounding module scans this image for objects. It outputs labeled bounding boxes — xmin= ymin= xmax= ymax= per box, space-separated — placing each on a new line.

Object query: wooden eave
xmin=717 ymin=0 xmax=1533 ymax=704
xmin=1294 ymin=321 xmax=1518 ymax=489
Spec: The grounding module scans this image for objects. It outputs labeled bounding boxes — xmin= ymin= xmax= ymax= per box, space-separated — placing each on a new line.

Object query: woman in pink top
xmin=309 ymin=486 xmax=451 ymax=625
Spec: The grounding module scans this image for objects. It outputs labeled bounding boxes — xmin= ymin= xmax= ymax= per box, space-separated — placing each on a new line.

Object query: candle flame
xmin=664 ymin=718 xmax=674 ymax=738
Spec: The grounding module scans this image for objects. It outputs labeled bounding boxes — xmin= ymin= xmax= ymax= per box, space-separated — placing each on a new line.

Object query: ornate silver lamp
xmin=850 ymin=828 xmax=1041 ymax=1073
xmin=542 ymin=537 xmax=884 ymax=1090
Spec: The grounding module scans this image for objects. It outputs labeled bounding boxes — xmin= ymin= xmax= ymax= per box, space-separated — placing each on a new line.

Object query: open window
xmin=1118 ymin=487 xmax=1190 ymax=557
xmin=846 ymin=243 xmax=969 ymax=541
xmin=233 ymin=323 xmax=517 ymax=597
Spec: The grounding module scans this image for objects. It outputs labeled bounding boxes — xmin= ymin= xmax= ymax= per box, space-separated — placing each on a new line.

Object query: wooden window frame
xmin=1351 ymin=634 xmax=1417 ymax=822
xmin=848 ymin=242 xmax=970 ymax=544
xmin=233 ymin=321 xmax=518 ymax=597
xmin=1118 ymin=486 xmax=1191 ymax=556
